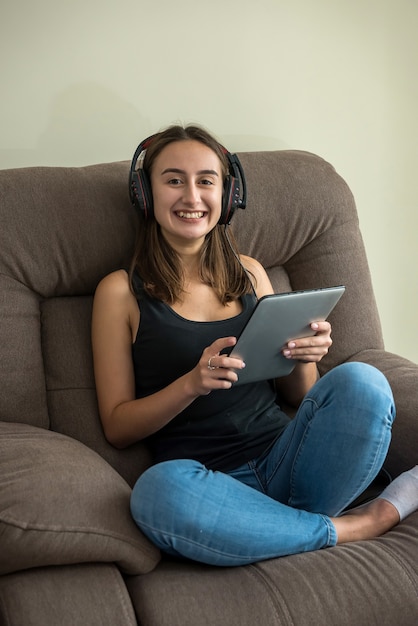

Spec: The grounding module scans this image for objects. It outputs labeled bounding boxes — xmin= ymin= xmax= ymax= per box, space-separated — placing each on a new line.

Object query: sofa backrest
xmin=0 ymin=151 xmax=384 ymax=484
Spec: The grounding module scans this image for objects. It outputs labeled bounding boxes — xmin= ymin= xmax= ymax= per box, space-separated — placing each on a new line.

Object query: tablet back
xmin=229 ymin=286 xmax=345 ymax=385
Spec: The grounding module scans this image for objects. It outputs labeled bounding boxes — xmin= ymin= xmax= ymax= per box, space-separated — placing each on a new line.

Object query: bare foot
xmin=332 ymin=465 xmax=418 ymax=543
xmin=332 ymin=498 xmax=400 ymax=544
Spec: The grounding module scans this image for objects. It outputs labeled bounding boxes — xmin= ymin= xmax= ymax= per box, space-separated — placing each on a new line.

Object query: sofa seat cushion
xmin=0 ymin=422 xmax=160 ymax=575
xmin=0 ymin=563 xmax=138 ymax=626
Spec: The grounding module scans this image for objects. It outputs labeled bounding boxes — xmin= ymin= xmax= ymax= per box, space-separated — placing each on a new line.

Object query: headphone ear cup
xmin=219 ymin=175 xmax=241 ymax=225
xmin=130 ymin=169 xmax=153 ymax=220
xmin=129 ymin=134 xmax=157 ymax=220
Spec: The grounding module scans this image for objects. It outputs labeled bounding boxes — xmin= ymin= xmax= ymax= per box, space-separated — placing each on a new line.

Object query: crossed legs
xmin=131 ymin=363 xmax=415 ymax=566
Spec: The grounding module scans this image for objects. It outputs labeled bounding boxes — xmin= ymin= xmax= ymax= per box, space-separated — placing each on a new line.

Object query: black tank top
xmin=131 ymin=273 xmax=290 ymax=471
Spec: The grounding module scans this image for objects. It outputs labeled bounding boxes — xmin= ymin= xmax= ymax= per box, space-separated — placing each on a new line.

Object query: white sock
xmin=378 ymin=465 xmax=418 ymax=521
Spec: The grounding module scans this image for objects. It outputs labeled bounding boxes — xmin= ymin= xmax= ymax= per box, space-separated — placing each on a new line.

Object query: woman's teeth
xmin=177 ymin=211 xmax=204 ymax=219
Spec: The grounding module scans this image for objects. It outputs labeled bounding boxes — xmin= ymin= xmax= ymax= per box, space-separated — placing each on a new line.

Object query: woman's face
xmin=150 ymin=140 xmax=224 ymax=249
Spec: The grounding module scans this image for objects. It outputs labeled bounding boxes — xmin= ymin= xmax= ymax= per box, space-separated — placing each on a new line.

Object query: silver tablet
xmin=229 ymin=286 xmax=345 ymax=385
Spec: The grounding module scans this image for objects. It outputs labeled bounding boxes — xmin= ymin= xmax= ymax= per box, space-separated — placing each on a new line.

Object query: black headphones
xmin=129 ymin=134 xmax=247 ymax=225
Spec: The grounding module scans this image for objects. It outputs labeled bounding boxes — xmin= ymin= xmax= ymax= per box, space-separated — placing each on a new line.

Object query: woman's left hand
xmin=282 ymin=321 xmax=332 ymax=364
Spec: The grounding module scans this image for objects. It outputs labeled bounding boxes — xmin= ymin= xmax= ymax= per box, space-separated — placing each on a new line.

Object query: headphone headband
xmin=129 ymin=133 xmax=246 ymax=225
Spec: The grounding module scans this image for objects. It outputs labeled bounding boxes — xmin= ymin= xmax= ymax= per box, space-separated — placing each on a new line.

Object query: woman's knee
xmin=130 ymin=459 xmax=205 ymax=525
xmin=327 ymin=361 xmax=380 ymax=382
xmin=331 ymin=362 xmax=394 ymax=418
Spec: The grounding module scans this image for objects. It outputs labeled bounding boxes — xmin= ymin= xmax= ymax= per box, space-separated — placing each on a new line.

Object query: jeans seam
xmin=288 ymin=398 xmax=317 ymax=504
xmin=247 ymin=460 xmax=268 ymax=494
xmin=262 ymin=426 xmax=299 ymax=493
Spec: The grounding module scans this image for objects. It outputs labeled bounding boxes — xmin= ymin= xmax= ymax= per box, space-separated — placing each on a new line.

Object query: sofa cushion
xmin=0 ymin=276 xmax=49 ymax=429
xmin=40 ymin=294 xmax=152 ymax=487
xmin=0 ymin=564 xmax=138 ymax=626
xmin=0 ymin=422 xmax=160 ymax=576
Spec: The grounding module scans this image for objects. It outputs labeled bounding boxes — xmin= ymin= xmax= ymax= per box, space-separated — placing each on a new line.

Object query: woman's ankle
xmin=332 ymin=498 xmax=400 ymax=544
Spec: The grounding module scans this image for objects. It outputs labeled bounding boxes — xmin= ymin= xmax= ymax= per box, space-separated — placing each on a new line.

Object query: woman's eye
xmin=168 ymin=178 xmax=182 ymax=185
xmin=200 ymin=179 xmax=213 ymax=186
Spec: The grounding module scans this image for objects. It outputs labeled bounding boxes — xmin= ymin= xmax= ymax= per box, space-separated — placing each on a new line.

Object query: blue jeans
xmin=130 ymin=363 xmax=395 ymax=566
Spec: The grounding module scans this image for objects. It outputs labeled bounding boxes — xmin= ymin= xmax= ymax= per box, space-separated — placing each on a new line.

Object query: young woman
xmin=92 ymin=124 xmax=418 ymax=566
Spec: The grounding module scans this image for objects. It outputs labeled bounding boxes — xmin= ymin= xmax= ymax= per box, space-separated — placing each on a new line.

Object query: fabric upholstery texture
xmin=0 ymin=151 xmax=417 ymax=624
xmin=0 ymin=422 xmax=160 ymax=576
xmin=127 ymin=518 xmax=418 ymax=625
xmin=0 ymin=564 xmax=137 ymax=626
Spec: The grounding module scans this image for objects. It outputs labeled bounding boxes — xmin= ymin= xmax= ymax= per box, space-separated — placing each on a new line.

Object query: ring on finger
xmin=208 ymin=356 xmax=217 ymax=370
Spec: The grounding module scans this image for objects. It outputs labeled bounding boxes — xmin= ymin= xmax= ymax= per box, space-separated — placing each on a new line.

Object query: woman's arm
xmin=91 ymin=271 xmax=245 ymax=448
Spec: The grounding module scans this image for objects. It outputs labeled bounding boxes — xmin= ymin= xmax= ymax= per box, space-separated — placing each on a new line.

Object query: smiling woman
xmin=127 ymin=125 xmax=250 ymax=306
xmin=158 ymin=163 xmax=220 ymax=223
xmin=150 ymin=141 xmax=224 ymax=240
xmin=91 ymin=123 xmax=417 ymax=568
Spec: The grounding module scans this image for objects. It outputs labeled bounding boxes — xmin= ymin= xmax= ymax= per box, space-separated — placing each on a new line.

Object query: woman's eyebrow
xmin=160 ymin=168 xmax=219 ymax=176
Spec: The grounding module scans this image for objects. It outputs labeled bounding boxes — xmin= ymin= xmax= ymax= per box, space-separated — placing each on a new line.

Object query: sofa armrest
xmin=347 ymin=349 xmax=418 ymax=474
xmin=0 ymin=422 xmax=160 ymax=576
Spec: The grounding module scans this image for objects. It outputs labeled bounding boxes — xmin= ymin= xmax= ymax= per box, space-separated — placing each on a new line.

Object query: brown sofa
xmin=0 ymin=150 xmax=417 ymax=625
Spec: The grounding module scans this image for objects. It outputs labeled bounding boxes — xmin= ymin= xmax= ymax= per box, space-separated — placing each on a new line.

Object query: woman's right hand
xmin=186 ymin=336 xmax=246 ymax=396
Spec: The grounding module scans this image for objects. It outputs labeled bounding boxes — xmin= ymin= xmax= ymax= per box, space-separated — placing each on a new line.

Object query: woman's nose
xmin=183 ymin=183 xmax=200 ymax=205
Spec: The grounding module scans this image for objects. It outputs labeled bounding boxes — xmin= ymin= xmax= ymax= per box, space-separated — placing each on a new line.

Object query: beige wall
xmin=1 ymin=0 xmax=417 ymax=361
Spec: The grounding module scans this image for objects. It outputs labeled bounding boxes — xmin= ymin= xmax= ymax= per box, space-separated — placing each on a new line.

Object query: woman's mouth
xmin=176 ymin=211 xmax=205 ymax=219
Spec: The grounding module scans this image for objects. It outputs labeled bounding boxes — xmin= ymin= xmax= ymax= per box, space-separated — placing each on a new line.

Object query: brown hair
xmin=129 ymin=124 xmax=254 ymax=305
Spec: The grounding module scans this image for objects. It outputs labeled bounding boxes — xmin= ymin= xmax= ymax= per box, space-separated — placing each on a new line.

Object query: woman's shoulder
xmin=239 ymin=255 xmax=268 ymax=283
xmin=239 ymin=255 xmax=274 ymax=298
xmin=96 ymin=268 xmax=129 ymax=288
xmin=95 ymin=269 xmax=133 ymax=302
xmin=240 ymin=255 xmax=264 ymax=274
xmin=92 ymin=270 xmax=139 ymax=357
